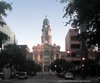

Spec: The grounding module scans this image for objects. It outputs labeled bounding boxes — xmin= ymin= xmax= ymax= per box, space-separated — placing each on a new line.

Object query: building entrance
xmin=44 ymin=65 xmax=49 ymax=71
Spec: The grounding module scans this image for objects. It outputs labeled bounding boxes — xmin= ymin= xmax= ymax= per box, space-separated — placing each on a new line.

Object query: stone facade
xmin=32 ymin=17 xmax=61 ymax=71
xmin=32 ymin=44 xmax=60 ymax=71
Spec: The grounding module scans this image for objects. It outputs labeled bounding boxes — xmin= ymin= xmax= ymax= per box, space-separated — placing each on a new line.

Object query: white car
xmin=65 ymin=72 xmax=74 ymax=79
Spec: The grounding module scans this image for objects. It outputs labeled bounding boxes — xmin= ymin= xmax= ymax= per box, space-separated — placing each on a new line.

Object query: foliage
xmin=0 ymin=0 xmax=12 ymax=17
xmin=0 ymin=0 xmax=12 ymax=49
xmin=18 ymin=60 xmax=42 ymax=74
xmin=0 ymin=44 xmax=26 ymax=68
xmin=0 ymin=32 xmax=9 ymax=48
xmin=50 ymin=59 xmax=72 ymax=73
xmin=0 ymin=44 xmax=40 ymax=74
xmin=0 ymin=0 xmax=12 ymax=25
xmin=35 ymin=63 xmax=42 ymax=72
xmin=60 ymin=0 xmax=100 ymax=47
xmin=20 ymin=60 xmax=35 ymax=72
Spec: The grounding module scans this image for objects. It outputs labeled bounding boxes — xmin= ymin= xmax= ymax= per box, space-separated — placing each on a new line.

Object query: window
xmin=71 ymin=52 xmax=76 ymax=57
xmin=71 ymin=36 xmax=79 ymax=41
xmin=71 ymin=44 xmax=80 ymax=49
xmin=56 ymin=54 xmax=59 ymax=59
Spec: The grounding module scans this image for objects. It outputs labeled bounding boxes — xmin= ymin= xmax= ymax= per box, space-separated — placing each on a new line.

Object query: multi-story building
xmin=65 ymin=29 xmax=81 ymax=62
xmin=32 ymin=17 xmax=61 ymax=71
xmin=18 ymin=45 xmax=31 ymax=60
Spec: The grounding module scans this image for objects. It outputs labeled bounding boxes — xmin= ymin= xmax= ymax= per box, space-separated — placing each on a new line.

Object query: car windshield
xmin=19 ymin=72 xmax=26 ymax=75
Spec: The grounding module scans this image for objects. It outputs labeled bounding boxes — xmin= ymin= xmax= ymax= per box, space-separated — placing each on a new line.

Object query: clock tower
xmin=41 ymin=17 xmax=52 ymax=45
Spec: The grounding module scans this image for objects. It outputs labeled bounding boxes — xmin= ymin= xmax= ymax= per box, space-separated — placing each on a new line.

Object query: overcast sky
xmin=4 ymin=0 xmax=71 ymax=51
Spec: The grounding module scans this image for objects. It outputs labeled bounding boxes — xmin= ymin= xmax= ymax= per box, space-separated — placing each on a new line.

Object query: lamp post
xmin=81 ymin=57 xmax=87 ymax=79
xmin=80 ymin=23 xmax=88 ymax=79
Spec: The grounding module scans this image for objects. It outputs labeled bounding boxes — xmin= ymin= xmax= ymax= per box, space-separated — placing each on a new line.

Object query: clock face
xmin=44 ymin=25 xmax=48 ymax=28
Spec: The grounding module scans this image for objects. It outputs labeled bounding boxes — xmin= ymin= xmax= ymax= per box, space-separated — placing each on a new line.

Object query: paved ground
xmin=0 ymin=71 xmax=99 ymax=83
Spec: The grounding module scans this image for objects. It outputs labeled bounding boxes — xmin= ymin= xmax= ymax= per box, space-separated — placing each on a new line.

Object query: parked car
xmin=57 ymin=72 xmax=66 ymax=78
xmin=29 ymin=72 xmax=36 ymax=76
xmin=65 ymin=72 xmax=74 ymax=79
xmin=16 ymin=72 xmax=28 ymax=79
xmin=0 ymin=72 xmax=4 ymax=80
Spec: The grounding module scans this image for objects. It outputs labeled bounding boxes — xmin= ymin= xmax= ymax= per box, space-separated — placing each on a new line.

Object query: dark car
xmin=16 ymin=72 xmax=28 ymax=79
xmin=65 ymin=72 xmax=74 ymax=79
xmin=29 ymin=72 xmax=36 ymax=76
xmin=0 ymin=72 xmax=4 ymax=80
xmin=58 ymin=72 xmax=66 ymax=78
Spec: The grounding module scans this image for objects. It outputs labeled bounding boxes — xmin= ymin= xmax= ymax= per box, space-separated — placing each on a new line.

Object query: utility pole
xmin=80 ymin=22 xmax=88 ymax=79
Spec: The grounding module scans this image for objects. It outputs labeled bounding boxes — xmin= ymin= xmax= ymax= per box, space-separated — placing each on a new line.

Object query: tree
xmin=50 ymin=59 xmax=67 ymax=73
xmin=35 ymin=63 xmax=42 ymax=72
xmin=0 ymin=0 xmax=12 ymax=49
xmin=60 ymin=0 xmax=100 ymax=47
xmin=0 ymin=0 xmax=12 ymax=17
xmin=0 ymin=44 xmax=26 ymax=69
xmin=0 ymin=32 xmax=9 ymax=49
xmin=0 ymin=0 xmax=12 ymax=25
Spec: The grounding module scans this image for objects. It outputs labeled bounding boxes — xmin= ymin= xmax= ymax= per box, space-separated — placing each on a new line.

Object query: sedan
xmin=16 ymin=72 xmax=28 ymax=79
xmin=65 ymin=72 xmax=74 ymax=79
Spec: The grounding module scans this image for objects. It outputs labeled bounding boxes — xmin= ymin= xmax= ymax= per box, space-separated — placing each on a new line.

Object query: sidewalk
xmin=75 ymin=76 xmax=99 ymax=81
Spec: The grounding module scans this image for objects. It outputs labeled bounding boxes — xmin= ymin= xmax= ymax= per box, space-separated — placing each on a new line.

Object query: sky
xmin=3 ymin=0 xmax=71 ymax=51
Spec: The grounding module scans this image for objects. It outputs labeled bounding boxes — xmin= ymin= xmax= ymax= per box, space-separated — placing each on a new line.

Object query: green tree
xmin=0 ymin=0 xmax=12 ymax=49
xmin=0 ymin=44 xmax=26 ymax=69
xmin=0 ymin=32 xmax=9 ymax=50
xmin=0 ymin=0 xmax=12 ymax=17
xmin=21 ymin=60 xmax=35 ymax=72
xmin=50 ymin=59 xmax=67 ymax=73
xmin=60 ymin=0 xmax=100 ymax=47
xmin=35 ymin=63 xmax=42 ymax=72
xmin=0 ymin=0 xmax=12 ymax=25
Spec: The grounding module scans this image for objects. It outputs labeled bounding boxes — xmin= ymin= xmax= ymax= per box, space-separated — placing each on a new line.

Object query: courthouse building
xmin=32 ymin=17 xmax=61 ymax=71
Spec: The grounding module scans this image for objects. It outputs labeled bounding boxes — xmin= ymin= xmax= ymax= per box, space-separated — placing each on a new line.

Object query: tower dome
xmin=43 ymin=17 xmax=49 ymax=25
xmin=41 ymin=16 xmax=52 ymax=45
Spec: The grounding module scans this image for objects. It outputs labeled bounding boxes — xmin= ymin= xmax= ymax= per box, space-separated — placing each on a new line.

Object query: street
xmin=0 ymin=72 xmax=99 ymax=83
xmin=0 ymin=74 xmax=64 ymax=83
